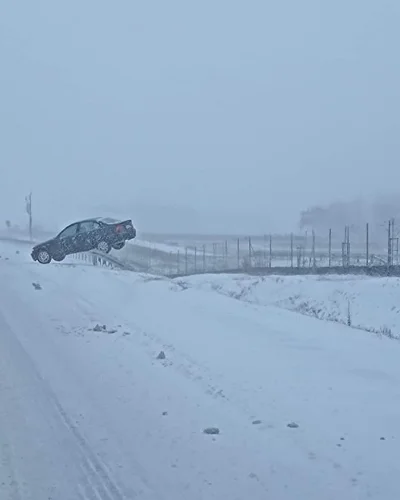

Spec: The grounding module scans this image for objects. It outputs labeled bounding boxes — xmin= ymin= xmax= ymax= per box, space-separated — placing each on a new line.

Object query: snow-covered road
xmin=1 ymin=241 xmax=399 ymax=499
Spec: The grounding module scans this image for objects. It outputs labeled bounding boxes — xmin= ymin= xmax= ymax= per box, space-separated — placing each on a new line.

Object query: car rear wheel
xmin=112 ymin=241 xmax=125 ymax=250
xmin=53 ymin=254 xmax=65 ymax=262
xmin=97 ymin=241 xmax=111 ymax=253
xmin=37 ymin=249 xmax=51 ymax=264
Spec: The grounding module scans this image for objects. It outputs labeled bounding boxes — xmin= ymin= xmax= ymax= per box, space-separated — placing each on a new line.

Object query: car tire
xmin=37 ymin=249 xmax=52 ymax=264
xmin=112 ymin=242 xmax=125 ymax=250
xmin=97 ymin=241 xmax=111 ymax=253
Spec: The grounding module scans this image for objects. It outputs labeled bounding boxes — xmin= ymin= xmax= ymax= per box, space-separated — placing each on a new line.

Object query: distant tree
xmin=5 ymin=220 xmax=11 ymax=229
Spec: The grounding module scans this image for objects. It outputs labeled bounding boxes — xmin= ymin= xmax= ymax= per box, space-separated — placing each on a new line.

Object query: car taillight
xmin=116 ymin=224 xmax=124 ymax=233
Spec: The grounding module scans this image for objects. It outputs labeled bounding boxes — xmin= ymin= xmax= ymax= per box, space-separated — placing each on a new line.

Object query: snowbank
xmin=184 ymin=273 xmax=400 ymax=339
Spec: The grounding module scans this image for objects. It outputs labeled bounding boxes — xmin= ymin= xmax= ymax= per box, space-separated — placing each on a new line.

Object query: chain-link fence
xmin=119 ymin=220 xmax=399 ymax=276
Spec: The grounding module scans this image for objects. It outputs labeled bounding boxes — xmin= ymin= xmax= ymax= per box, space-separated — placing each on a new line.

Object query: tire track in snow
xmin=0 ymin=310 xmax=132 ymax=500
xmin=50 ymin=396 xmax=127 ymax=500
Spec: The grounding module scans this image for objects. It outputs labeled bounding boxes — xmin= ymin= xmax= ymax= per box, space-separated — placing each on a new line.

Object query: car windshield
xmin=57 ymin=224 xmax=77 ymax=238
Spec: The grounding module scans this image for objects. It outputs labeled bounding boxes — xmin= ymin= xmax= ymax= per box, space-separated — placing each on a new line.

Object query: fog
xmin=1 ymin=0 xmax=399 ymax=234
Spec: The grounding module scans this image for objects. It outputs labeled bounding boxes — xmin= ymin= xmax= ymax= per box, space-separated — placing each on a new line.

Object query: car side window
xmin=78 ymin=221 xmax=100 ymax=233
xmin=58 ymin=224 xmax=78 ymax=239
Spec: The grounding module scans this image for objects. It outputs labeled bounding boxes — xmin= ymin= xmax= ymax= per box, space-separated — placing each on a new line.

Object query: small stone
xmin=203 ymin=427 xmax=220 ymax=435
xmin=162 ymin=411 xmax=168 ymax=416
xmin=93 ymin=324 xmax=103 ymax=332
xmin=380 ymin=437 xmax=386 ymax=441
xmin=32 ymin=282 xmax=42 ymax=290
xmin=123 ymin=331 xmax=131 ymax=336
xmin=107 ymin=329 xmax=117 ymax=334
xmin=252 ymin=420 xmax=262 ymax=425
xmin=287 ymin=422 xmax=299 ymax=429
xmin=157 ymin=351 xmax=166 ymax=360
xmin=340 ymin=437 xmax=345 ymax=441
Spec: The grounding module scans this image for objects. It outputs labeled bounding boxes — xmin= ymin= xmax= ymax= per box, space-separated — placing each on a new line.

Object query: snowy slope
xmin=185 ymin=273 xmax=400 ymax=339
xmin=1 ymin=241 xmax=400 ymax=499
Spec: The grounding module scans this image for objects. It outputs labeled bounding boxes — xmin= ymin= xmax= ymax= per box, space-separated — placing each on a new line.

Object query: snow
xmin=184 ymin=273 xmax=400 ymax=339
xmin=1 ymin=240 xmax=400 ymax=499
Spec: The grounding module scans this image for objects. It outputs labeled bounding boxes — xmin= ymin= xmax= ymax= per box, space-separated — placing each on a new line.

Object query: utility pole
xmin=25 ymin=192 xmax=32 ymax=241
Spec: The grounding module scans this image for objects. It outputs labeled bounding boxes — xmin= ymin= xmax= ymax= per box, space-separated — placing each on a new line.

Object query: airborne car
xmin=31 ymin=217 xmax=136 ymax=264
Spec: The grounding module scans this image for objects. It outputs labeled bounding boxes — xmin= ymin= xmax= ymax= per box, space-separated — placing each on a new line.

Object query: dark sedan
xmin=31 ymin=217 xmax=136 ymax=264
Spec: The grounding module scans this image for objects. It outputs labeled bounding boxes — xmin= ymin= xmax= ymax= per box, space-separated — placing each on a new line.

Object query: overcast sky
xmin=1 ymin=0 xmax=399 ymax=233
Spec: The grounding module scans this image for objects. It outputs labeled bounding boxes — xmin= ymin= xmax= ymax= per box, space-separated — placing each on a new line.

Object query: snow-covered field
xmin=1 ymin=240 xmax=400 ymax=499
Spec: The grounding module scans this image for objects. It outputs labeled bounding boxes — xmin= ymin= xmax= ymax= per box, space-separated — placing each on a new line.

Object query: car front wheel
xmin=97 ymin=241 xmax=111 ymax=253
xmin=37 ymin=249 xmax=52 ymax=264
xmin=112 ymin=241 xmax=125 ymax=250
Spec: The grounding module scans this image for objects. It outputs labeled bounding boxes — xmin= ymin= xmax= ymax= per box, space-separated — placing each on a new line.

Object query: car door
xmin=56 ymin=223 xmax=79 ymax=255
xmin=77 ymin=221 xmax=102 ymax=252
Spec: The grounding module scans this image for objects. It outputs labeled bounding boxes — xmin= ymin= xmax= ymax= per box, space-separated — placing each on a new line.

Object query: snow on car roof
xmin=94 ymin=217 xmax=121 ymax=224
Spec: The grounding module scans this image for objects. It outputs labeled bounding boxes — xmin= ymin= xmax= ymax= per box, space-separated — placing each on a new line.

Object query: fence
xmin=2 ymin=220 xmax=399 ymax=278
xmin=126 ymin=220 xmax=399 ymax=276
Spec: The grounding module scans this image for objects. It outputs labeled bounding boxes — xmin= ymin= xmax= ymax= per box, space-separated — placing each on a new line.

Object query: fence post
xmin=213 ymin=243 xmax=217 ymax=271
xmin=203 ymin=244 xmax=206 ymax=273
xmin=366 ymin=223 xmax=369 ymax=266
xmin=290 ymin=233 xmax=294 ymax=267
xmin=248 ymin=237 xmax=252 ymax=268
xmin=263 ymin=234 xmax=267 ymax=267
xmin=328 ymin=228 xmax=332 ymax=267
xmin=194 ymin=246 xmax=197 ymax=273
xmin=312 ymin=230 xmax=316 ymax=269
xmin=269 ymin=235 xmax=272 ymax=268
xmin=224 ymin=240 xmax=228 ymax=270
xmin=341 ymin=241 xmax=345 ymax=267
xmin=177 ymin=250 xmax=180 ymax=274
xmin=346 ymin=226 xmax=350 ymax=267
xmin=237 ymin=238 xmax=240 ymax=269
xmin=148 ymin=245 xmax=152 ymax=271
xmin=185 ymin=247 xmax=188 ymax=275
xmin=342 ymin=226 xmax=347 ymax=267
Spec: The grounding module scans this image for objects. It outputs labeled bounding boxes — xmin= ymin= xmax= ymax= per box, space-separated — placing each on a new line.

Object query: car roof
xmin=71 ymin=217 xmax=118 ymax=224
xmin=93 ymin=217 xmax=120 ymax=224
xmin=61 ymin=217 xmax=121 ymax=229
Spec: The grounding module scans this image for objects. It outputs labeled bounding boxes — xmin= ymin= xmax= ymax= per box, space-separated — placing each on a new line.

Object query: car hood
xmin=32 ymin=238 xmax=55 ymax=249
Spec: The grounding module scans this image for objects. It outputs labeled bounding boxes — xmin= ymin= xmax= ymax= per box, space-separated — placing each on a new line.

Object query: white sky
xmin=1 ymin=0 xmax=399 ymax=233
